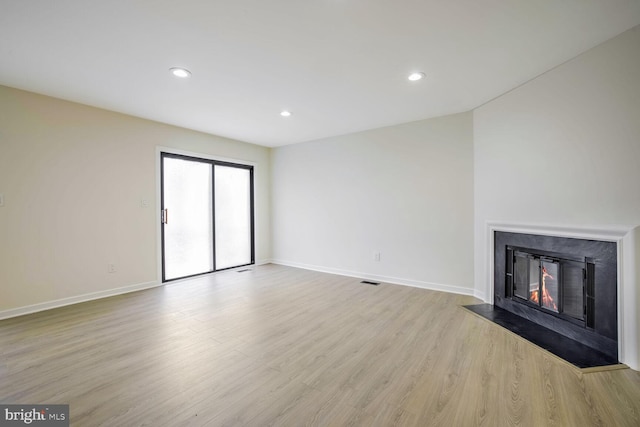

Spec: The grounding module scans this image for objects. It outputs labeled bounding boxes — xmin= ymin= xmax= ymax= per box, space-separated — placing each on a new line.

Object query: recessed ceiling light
xmin=280 ymin=110 xmax=292 ymax=117
xmin=170 ymin=67 xmax=191 ymax=78
xmin=408 ymin=72 xmax=425 ymax=81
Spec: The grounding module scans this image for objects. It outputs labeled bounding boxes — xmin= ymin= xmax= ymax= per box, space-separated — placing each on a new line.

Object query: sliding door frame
xmin=157 ymin=147 xmax=255 ymax=283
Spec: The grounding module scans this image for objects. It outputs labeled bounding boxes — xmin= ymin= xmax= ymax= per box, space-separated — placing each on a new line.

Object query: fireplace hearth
xmin=494 ymin=231 xmax=618 ymax=363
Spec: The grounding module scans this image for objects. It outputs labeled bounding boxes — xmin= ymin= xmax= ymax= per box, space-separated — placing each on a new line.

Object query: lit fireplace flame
xmin=530 ymin=266 xmax=558 ymax=311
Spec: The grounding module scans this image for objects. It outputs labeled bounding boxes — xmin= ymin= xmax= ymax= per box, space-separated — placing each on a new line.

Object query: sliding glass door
xmin=162 ymin=156 xmax=214 ymax=280
xmin=214 ymin=165 xmax=253 ymax=270
xmin=161 ymin=153 xmax=254 ymax=281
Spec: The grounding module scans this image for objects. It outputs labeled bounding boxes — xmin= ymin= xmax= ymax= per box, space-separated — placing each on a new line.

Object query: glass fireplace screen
xmin=511 ymin=250 xmax=585 ymax=321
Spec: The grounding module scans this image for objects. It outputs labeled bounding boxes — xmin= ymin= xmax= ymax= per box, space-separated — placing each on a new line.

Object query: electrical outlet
xmin=374 ymin=252 xmax=381 ymax=262
xmin=140 ymin=198 xmax=148 ymax=208
xmin=108 ymin=264 xmax=116 ymax=273
xmin=0 ymin=193 xmax=4 ymax=207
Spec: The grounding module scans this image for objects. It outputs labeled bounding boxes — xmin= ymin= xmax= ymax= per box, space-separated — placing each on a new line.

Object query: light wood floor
xmin=1 ymin=264 xmax=639 ymax=426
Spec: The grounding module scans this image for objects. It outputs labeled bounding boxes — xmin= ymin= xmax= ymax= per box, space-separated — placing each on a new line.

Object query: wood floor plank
xmin=1 ymin=264 xmax=639 ymax=426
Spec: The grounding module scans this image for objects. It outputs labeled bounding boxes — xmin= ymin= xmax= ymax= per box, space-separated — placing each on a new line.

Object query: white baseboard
xmin=473 ymin=290 xmax=487 ymax=302
xmin=0 ymin=280 xmax=160 ymax=321
xmin=271 ymin=259 xmax=475 ymax=297
xmin=0 ymin=260 xmax=476 ymax=321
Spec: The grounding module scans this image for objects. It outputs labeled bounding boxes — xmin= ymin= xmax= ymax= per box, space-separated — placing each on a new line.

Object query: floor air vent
xmin=361 ymin=280 xmax=380 ymax=286
xmin=237 ymin=269 xmax=252 ymax=273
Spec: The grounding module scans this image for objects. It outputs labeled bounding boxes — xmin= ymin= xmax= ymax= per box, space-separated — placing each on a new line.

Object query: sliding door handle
xmin=161 ymin=208 xmax=169 ymax=224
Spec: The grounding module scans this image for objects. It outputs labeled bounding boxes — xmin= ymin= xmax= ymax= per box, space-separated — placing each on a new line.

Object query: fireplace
xmin=507 ymin=247 xmax=591 ymax=325
xmin=494 ymin=231 xmax=618 ymax=361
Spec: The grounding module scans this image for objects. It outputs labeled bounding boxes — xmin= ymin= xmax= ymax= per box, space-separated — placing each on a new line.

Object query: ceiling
xmin=1 ymin=1 xmax=639 ymax=147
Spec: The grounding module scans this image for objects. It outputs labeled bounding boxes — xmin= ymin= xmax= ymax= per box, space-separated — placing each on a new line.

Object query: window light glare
xmin=170 ymin=67 xmax=191 ymax=78
xmin=408 ymin=72 xmax=425 ymax=81
xmin=280 ymin=110 xmax=292 ymax=117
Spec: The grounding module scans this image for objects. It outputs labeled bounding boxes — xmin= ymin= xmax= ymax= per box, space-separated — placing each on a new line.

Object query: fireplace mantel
xmin=480 ymin=221 xmax=639 ymax=371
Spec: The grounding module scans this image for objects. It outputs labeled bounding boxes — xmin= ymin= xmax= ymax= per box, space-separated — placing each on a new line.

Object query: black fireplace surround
xmin=494 ymin=231 xmax=618 ymax=361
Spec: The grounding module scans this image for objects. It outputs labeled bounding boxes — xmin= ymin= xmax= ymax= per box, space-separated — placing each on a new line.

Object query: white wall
xmin=272 ymin=112 xmax=474 ymax=294
xmin=0 ymin=86 xmax=271 ymax=316
xmin=473 ymin=26 xmax=640 ymax=366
